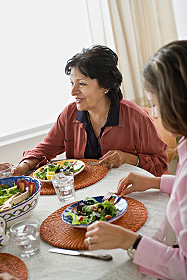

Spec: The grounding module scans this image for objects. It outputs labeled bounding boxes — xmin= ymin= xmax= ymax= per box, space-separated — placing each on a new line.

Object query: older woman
xmin=11 ymin=45 xmax=168 ymax=176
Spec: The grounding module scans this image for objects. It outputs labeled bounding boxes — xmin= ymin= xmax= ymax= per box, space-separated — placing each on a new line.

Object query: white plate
xmin=33 ymin=159 xmax=85 ymax=182
xmin=62 ymin=195 xmax=128 ymax=229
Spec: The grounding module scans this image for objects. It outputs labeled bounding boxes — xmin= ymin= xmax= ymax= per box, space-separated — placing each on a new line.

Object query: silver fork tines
xmin=87 ymin=161 xmax=100 ymax=166
xmin=102 ymin=192 xmax=116 ymax=201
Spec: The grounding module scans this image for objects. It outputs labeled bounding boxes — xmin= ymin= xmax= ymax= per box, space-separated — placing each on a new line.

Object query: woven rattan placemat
xmin=35 ymin=159 xmax=108 ymax=195
xmin=0 ymin=253 xmax=28 ymax=280
xmin=40 ymin=197 xmax=147 ymax=250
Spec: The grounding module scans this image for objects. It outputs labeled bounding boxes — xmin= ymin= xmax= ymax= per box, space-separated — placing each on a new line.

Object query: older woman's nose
xmin=71 ymin=85 xmax=77 ymax=96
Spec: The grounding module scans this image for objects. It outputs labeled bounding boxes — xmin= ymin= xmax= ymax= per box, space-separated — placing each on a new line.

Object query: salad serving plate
xmin=33 ymin=159 xmax=85 ymax=182
xmin=62 ymin=195 xmax=128 ymax=229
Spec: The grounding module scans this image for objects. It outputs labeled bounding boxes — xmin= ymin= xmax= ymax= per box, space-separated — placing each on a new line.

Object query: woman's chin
xmin=76 ymin=104 xmax=87 ymax=111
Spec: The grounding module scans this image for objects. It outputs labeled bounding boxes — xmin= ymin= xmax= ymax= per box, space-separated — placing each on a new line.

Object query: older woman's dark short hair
xmin=65 ymin=45 xmax=123 ymax=104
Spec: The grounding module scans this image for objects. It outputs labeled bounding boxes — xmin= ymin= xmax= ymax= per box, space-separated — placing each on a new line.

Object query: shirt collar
xmin=76 ymin=110 xmax=89 ymax=125
xmin=178 ymin=137 xmax=187 ymax=166
xmin=76 ymin=102 xmax=120 ymax=127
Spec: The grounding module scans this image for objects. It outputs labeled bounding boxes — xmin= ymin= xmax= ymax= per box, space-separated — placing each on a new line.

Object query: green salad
xmin=34 ymin=161 xmax=84 ymax=180
xmin=67 ymin=197 xmax=120 ymax=225
xmin=0 ymin=179 xmax=35 ymax=211
xmin=0 ymin=184 xmax=22 ymax=207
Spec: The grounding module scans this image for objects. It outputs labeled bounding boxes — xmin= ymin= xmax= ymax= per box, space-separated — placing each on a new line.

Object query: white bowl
xmin=0 ymin=176 xmax=41 ymax=228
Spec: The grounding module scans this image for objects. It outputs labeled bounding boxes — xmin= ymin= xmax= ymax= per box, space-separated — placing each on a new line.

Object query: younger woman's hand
xmin=117 ymin=172 xmax=161 ymax=196
xmin=84 ymin=221 xmax=138 ymax=251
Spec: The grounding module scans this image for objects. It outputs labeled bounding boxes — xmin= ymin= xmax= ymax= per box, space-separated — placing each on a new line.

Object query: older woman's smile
xmin=75 ymin=98 xmax=85 ymax=104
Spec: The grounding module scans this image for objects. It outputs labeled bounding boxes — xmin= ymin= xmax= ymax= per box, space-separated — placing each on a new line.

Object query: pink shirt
xmin=134 ymin=138 xmax=187 ymax=280
xmin=22 ymin=100 xmax=168 ymax=176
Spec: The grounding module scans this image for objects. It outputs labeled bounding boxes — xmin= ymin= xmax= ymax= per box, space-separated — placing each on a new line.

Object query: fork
xmin=102 ymin=191 xmax=118 ymax=202
xmin=87 ymin=161 xmax=100 ymax=166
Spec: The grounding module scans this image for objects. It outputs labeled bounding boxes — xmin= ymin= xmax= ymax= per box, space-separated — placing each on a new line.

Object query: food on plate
xmin=34 ymin=160 xmax=84 ymax=180
xmin=67 ymin=197 xmax=120 ymax=225
xmin=16 ymin=179 xmax=35 ymax=195
xmin=0 ymin=180 xmax=35 ymax=212
xmin=27 ymin=181 xmax=35 ymax=196
xmin=16 ymin=179 xmax=28 ymax=192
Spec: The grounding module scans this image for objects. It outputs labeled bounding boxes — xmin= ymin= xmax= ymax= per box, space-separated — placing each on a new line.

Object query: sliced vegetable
xmin=46 ymin=171 xmax=55 ymax=180
xmin=16 ymin=179 xmax=28 ymax=192
xmin=27 ymin=181 xmax=35 ymax=196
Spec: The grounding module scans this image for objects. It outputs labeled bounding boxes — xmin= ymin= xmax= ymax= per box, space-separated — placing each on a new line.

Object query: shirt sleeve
xmin=137 ymin=115 xmax=168 ymax=177
xmin=160 ymin=174 xmax=175 ymax=195
xmin=21 ymin=110 xmax=66 ymax=168
xmin=133 ymin=164 xmax=187 ymax=280
xmin=134 ymin=235 xmax=187 ymax=280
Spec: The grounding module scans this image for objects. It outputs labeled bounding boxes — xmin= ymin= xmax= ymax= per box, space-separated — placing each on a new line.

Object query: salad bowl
xmin=0 ymin=176 xmax=41 ymax=228
xmin=62 ymin=195 xmax=128 ymax=229
xmin=0 ymin=216 xmax=10 ymax=247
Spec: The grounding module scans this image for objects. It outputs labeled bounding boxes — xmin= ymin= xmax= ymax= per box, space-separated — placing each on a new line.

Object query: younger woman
xmin=85 ymin=40 xmax=187 ymax=280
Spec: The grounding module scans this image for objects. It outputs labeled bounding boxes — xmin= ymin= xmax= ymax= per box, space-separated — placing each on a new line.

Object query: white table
xmin=1 ymin=164 xmax=171 ymax=280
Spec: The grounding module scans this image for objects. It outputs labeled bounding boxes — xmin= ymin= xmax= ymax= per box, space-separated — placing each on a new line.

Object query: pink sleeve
xmin=160 ymin=174 xmax=175 ymax=195
xmin=134 ymin=236 xmax=187 ymax=280
xmin=133 ymin=166 xmax=187 ymax=280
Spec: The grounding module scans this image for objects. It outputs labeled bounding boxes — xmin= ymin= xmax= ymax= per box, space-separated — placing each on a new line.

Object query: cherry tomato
xmin=79 ymin=216 xmax=84 ymax=222
xmin=105 ymin=215 xmax=112 ymax=221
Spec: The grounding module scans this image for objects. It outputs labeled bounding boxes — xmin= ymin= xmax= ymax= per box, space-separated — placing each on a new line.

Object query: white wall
xmin=1 ymin=133 xmax=65 ymax=164
xmin=1 ymin=134 xmax=46 ymax=165
xmin=172 ymin=0 xmax=187 ymax=39
xmin=0 ymin=0 xmax=92 ymax=139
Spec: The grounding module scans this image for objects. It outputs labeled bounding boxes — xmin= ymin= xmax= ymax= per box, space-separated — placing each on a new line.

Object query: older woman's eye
xmin=79 ymin=82 xmax=86 ymax=86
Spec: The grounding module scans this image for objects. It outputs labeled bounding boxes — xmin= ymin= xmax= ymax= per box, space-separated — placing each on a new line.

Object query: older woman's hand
xmin=11 ymin=164 xmax=28 ymax=176
xmin=117 ymin=172 xmax=161 ymax=196
xmin=99 ymin=150 xmax=139 ymax=168
xmin=84 ymin=221 xmax=138 ymax=251
xmin=0 ymin=163 xmax=11 ymax=172
xmin=11 ymin=159 xmax=40 ymax=176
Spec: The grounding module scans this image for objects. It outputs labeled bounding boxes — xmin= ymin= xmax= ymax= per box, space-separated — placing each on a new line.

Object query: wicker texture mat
xmin=0 ymin=253 xmax=28 ymax=280
xmin=40 ymin=197 xmax=147 ymax=250
xmin=36 ymin=159 xmax=108 ymax=195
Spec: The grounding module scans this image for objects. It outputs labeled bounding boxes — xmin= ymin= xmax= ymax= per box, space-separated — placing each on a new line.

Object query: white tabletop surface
xmin=1 ymin=164 xmax=170 ymax=280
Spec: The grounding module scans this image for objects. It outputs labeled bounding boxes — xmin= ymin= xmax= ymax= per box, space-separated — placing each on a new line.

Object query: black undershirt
xmin=76 ymin=102 xmax=120 ymax=159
